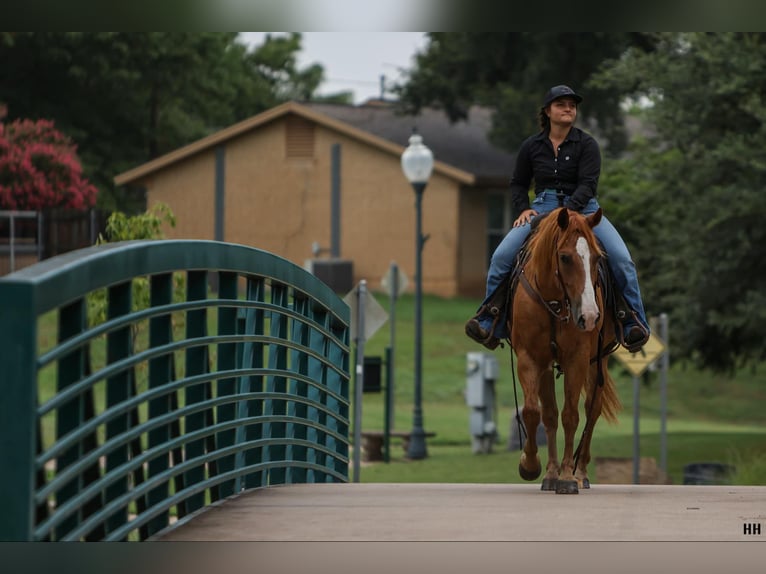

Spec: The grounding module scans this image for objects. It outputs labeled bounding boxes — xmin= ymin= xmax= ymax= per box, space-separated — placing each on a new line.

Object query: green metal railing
xmin=0 ymin=240 xmax=350 ymax=541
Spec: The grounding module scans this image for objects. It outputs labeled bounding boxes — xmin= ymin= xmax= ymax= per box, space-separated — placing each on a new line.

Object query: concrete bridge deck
xmin=157 ymin=482 xmax=766 ymax=542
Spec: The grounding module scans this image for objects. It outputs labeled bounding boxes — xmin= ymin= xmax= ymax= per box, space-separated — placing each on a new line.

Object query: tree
xmin=0 ymin=33 xmax=330 ymax=212
xmin=0 ymin=115 xmax=97 ymax=210
xmin=394 ymin=33 xmax=657 ymax=156
xmin=593 ymin=33 xmax=766 ymax=371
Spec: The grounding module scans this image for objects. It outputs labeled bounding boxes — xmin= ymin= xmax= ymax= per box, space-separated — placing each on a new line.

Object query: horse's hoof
xmin=581 ymin=478 xmax=590 ymax=489
xmin=519 ymin=462 xmax=541 ymax=481
xmin=555 ymin=479 xmax=579 ymax=494
xmin=541 ymin=478 xmax=557 ymax=491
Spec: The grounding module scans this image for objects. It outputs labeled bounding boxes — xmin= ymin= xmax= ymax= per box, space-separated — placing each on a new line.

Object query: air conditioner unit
xmin=305 ymin=258 xmax=354 ymax=293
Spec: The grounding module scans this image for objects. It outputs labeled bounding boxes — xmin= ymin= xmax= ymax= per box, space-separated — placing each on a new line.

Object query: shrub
xmin=0 ymin=117 xmax=97 ymax=210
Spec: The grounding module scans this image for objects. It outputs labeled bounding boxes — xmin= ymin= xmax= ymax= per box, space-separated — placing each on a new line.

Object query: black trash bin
xmin=683 ymin=462 xmax=735 ymax=485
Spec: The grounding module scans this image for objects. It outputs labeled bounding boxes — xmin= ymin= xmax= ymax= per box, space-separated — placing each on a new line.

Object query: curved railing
xmin=0 ymin=240 xmax=350 ymax=541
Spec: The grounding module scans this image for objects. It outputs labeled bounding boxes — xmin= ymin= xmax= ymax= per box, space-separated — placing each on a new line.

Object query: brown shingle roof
xmin=114 ymin=100 xmax=514 ymax=187
xmin=306 ymin=101 xmax=514 ymax=184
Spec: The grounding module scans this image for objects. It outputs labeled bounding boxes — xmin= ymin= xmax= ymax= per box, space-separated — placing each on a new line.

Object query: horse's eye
xmin=560 ymin=254 xmax=573 ymax=265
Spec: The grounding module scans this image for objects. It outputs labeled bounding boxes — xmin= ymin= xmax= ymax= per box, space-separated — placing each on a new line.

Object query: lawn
xmin=355 ymin=292 xmax=766 ymax=485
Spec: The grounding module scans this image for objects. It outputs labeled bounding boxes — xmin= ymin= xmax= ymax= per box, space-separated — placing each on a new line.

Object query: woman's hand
xmin=513 ymin=209 xmax=538 ymax=228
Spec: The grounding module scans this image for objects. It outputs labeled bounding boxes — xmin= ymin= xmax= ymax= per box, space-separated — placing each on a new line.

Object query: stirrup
xmin=619 ymin=312 xmax=650 ymax=353
xmin=624 ymin=326 xmax=649 ymax=354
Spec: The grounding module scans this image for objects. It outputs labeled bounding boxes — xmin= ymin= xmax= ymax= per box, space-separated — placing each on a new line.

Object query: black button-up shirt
xmin=510 ymin=127 xmax=601 ymax=216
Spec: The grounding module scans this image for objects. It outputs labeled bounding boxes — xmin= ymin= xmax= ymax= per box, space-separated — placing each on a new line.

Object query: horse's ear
xmin=587 ymin=208 xmax=603 ymax=229
xmin=557 ymin=207 xmax=569 ymax=230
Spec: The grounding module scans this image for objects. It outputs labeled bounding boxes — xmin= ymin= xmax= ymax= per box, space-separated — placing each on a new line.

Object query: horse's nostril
xmin=577 ymin=316 xmax=586 ymax=329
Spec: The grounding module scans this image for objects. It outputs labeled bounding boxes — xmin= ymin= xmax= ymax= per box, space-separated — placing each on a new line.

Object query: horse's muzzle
xmin=576 ymin=311 xmax=600 ymax=331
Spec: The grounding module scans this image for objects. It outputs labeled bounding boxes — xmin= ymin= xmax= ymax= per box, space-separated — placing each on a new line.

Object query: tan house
xmin=114 ymin=100 xmax=517 ymax=298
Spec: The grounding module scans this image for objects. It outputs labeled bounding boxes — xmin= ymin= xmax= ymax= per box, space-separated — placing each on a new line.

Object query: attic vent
xmin=285 ymin=116 xmax=315 ymax=158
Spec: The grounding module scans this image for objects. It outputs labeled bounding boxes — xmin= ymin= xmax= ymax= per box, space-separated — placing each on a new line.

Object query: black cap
xmin=542 ymin=85 xmax=583 ymax=107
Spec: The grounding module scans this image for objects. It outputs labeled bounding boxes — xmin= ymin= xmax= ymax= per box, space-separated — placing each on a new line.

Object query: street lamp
xmin=401 ymin=129 xmax=434 ymax=460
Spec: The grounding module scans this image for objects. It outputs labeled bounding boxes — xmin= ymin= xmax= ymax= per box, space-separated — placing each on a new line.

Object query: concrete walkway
xmin=157 ymin=482 xmax=766 ymax=542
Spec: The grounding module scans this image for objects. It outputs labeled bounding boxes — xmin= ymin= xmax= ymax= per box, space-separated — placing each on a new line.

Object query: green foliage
xmin=395 ymin=33 xmax=658 ymax=155
xmin=88 ymin=203 xmax=180 ymax=327
xmin=593 ymin=32 xmax=766 ymax=371
xmin=0 ymin=32 xmax=327 ymax=212
xmin=99 ymin=201 xmax=176 ymax=243
xmin=732 ymin=453 xmax=766 ymax=486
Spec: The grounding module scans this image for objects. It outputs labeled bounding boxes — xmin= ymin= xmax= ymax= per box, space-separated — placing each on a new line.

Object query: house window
xmin=285 ymin=115 xmax=315 ymax=159
xmin=486 ymin=191 xmax=513 ymax=264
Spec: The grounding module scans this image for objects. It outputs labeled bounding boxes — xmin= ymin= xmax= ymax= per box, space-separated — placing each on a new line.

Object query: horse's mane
xmin=525 ymin=209 xmax=603 ymax=274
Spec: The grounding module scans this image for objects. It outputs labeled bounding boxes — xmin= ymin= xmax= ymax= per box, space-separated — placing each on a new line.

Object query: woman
xmin=465 ymin=84 xmax=650 ymax=352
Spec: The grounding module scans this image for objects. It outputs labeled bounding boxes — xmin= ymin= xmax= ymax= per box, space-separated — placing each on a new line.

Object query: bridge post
xmin=0 ymin=283 xmax=38 ymax=541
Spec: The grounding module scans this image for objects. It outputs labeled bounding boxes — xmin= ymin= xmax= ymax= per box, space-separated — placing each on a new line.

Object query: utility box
xmin=465 ymin=352 xmax=499 ymax=454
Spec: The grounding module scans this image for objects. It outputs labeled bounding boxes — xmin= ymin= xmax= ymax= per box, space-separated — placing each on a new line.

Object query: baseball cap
xmin=542 ymin=85 xmax=583 ymax=107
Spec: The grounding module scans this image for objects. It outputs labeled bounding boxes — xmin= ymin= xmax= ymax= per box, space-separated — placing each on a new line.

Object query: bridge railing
xmin=0 ymin=240 xmax=351 ymax=541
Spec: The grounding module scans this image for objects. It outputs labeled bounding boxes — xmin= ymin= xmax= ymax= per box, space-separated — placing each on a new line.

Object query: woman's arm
xmin=569 ymin=134 xmax=601 ymax=211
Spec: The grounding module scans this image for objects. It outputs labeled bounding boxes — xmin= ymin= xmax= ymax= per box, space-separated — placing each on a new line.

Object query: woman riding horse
xmin=465 ymin=84 xmax=650 ymax=353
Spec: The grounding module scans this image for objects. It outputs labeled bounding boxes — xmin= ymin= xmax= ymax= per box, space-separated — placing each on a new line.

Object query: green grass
xmin=355 ymin=292 xmax=766 ymax=485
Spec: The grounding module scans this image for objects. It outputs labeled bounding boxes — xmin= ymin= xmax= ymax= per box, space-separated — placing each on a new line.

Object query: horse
xmin=510 ymin=207 xmax=621 ymax=494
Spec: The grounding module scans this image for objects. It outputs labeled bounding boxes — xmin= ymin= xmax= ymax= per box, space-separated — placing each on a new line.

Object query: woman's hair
xmin=538 ymin=107 xmax=550 ymax=131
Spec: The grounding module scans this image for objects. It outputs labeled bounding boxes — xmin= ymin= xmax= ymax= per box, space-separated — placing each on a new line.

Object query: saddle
xmin=472 ymin=217 xmax=637 ymax=350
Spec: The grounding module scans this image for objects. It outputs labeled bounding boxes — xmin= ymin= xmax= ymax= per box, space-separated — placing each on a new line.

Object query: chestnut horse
xmin=510 ymin=207 xmax=621 ymax=494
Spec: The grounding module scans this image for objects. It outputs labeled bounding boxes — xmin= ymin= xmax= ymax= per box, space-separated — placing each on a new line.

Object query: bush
xmin=0 ymin=116 xmax=97 ymax=210
xmin=88 ymin=203 xmax=179 ymax=327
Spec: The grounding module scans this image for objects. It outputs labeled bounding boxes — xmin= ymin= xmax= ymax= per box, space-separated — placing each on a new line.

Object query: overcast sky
xmin=240 ymin=32 xmax=429 ymax=104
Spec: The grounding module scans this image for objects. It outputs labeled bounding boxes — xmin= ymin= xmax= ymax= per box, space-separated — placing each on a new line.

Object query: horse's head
xmin=554 ymin=208 xmax=603 ymax=331
xmin=526 ymin=208 xmax=604 ymax=331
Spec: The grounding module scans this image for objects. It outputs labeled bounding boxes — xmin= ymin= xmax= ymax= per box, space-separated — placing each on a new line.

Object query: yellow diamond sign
xmin=612 ymin=333 xmax=667 ymax=377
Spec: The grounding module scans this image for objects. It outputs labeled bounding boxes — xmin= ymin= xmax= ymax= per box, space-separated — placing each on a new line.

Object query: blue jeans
xmin=480 ymin=190 xmax=650 ymax=339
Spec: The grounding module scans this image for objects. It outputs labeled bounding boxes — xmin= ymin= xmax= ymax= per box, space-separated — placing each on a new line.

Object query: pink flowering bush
xmin=0 ymin=118 xmax=97 ymax=211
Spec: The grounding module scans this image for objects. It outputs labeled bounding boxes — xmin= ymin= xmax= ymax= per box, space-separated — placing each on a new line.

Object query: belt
xmin=538 ymin=189 xmax=572 ymax=206
xmin=538 ymin=188 xmax=572 ymax=197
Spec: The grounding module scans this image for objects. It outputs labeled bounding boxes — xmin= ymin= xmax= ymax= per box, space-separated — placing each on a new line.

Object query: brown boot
xmin=465 ymin=319 xmax=500 ymax=350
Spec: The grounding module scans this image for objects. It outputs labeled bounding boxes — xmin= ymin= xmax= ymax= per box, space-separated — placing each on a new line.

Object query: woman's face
xmin=547 ymin=97 xmax=578 ymax=125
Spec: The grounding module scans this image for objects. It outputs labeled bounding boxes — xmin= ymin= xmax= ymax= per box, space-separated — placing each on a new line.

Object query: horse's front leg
xmin=538 ymin=368 xmax=559 ymax=491
xmin=519 ymin=397 xmax=542 ymax=481
xmin=516 ymin=352 xmax=543 ymax=481
xmin=556 ymin=362 xmax=587 ymax=494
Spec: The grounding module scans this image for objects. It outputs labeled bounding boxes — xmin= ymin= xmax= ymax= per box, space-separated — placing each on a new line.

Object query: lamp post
xmin=401 ymin=130 xmax=434 ymax=460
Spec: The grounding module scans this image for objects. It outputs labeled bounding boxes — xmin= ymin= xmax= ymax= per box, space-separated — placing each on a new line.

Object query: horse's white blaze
xmin=576 ymin=236 xmax=599 ymax=329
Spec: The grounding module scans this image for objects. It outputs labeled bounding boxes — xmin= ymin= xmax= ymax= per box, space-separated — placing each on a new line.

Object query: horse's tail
xmin=598 ymin=368 xmax=621 ymax=424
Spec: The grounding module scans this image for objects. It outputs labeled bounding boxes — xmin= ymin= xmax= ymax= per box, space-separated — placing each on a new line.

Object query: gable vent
xmin=285 ymin=115 xmax=315 ymax=158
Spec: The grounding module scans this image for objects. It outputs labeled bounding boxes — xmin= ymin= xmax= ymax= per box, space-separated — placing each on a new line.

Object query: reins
xmin=518 ymin=270 xmax=571 ymax=326
xmin=509 ymin=348 xmax=526 ymax=451
xmin=519 ymin=267 xmax=570 ymax=376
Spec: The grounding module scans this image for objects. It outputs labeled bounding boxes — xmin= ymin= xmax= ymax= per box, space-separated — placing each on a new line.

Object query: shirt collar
xmin=535 ymin=127 xmax=581 ymax=142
